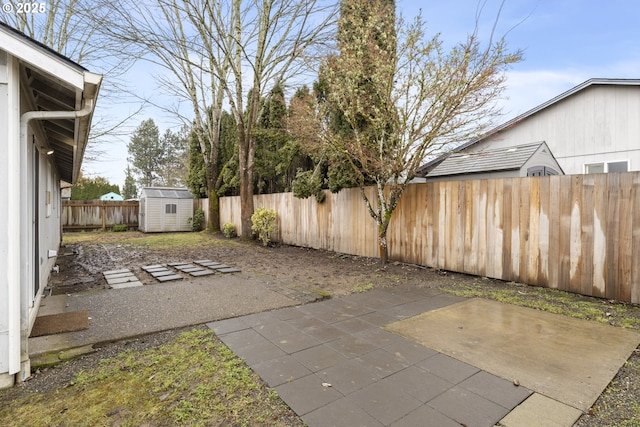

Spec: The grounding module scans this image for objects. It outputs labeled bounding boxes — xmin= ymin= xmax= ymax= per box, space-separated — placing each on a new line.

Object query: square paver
xmin=415 ymin=353 xmax=479 ymax=384
xmin=382 ymin=366 xmax=453 ymax=403
xmin=292 ymin=344 xmax=349 ymax=372
xmin=333 ymin=317 xmax=377 ymax=334
xmin=217 ymin=267 xmax=241 ymax=273
xmin=273 ymin=331 xmax=322 ymax=354
xmin=458 ymin=371 xmax=532 ymax=409
xmin=254 ymin=320 xmax=299 ymax=340
xmin=274 ymin=374 xmax=342 ymax=416
xmin=389 ymin=404 xmax=461 ymax=427
xmin=232 ymin=340 xmax=287 ymax=365
xmin=347 ymin=381 xmax=423 ymax=425
xmin=207 ymin=318 xmax=249 ymax=336
xmin=219 ymin=328 xmax=267 ymax=349
xmin=327 ymin=336 xmax=378 ymax=358
xmin=427 ymin=386 xmax=510 ymax=427
xmin=302 ymin=324 xmax=347 ymax=343
xmin=252 ymin=355 xmax=313 ymax=387
xmin=356 ymin=348 xmax=408 ymax=380
xmin=317 ymin=359 xmax=378 ymax=395
xmin=303 ymin=397 xmax=384 ymax=427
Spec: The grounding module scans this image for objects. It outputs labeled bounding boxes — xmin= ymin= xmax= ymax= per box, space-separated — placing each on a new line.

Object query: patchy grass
xmin=353 ymin=282 xmax=375 ymax=293
xmin=0 ymin=329 xmax=301 ymax=427
xmin=63 ymin=230 xmax=242 ymax=251
xmin=439 ymin=279 xmax=640 ymax=330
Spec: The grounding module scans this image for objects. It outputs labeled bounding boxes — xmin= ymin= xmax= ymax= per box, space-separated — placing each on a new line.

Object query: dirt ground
xmin=9 ymin=232 xmax=640 ymax=425
xmin=48 ymin=231 xmax=460 ymax=297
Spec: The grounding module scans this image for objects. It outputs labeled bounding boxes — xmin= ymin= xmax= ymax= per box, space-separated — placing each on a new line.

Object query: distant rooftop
xmin=426 ymin=142 xmax=549 ymax=178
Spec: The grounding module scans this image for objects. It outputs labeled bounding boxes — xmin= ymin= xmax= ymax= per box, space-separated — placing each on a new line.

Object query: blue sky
xmin=85 ymin=0 xmax=640 ymax=188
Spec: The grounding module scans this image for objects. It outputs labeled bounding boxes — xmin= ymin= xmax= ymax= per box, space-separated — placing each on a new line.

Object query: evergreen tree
xmin=127 ymin=119 xmax=163 ymax=188
xmin=122 ymin=166 xmax=138 ymax=199
xmin=71 ymin=175 xmax=120 ymax=200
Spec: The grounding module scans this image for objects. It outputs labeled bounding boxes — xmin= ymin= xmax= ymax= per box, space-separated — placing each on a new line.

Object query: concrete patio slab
xmin=500 ymin=393 xmax=583 ymax=427
xmin=385 ymin=298 xmax=640 ymax=412
xmin=208 ymin=287 xmax=535 ymax=427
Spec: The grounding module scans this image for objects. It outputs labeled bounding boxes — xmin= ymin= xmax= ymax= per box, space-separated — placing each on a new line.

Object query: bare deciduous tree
xmin=102 ymin=0 xmax=231 ymax=230
xmin=1 ymin=0 xmax=142 ymax=165
xmin=199 ymin=0 xmax=337 ymax=237
xmin=311 ymin=0 xmax=522 ymax=263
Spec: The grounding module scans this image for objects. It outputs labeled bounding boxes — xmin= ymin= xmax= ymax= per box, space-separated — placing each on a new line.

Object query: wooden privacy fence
xmin=62 ymin=200 xmax=139 ymax=231
xmin=220 ymin=172 xmax=640 ymax=304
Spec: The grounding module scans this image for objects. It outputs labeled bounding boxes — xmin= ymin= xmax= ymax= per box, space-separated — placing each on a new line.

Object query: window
xmin=527 ymin=166 xmax=560 ymax=177
xmin=585 ymin=161 xmax=628 ymax=174
xmin=165 ymin=203 xmax=177 ymax=214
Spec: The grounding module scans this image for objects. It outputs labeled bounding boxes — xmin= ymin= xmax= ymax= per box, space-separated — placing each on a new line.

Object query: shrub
xmin=112 ymin=224 xmax=127 ymax=232
xmin=251 ymin=208 xmax=277 ymax=246
xmin=188 ymin=209 xmax=205 ymax=232
xmin=292 ymin=169 xmax=325 ymax=203
xmin=222 ymin=222 xmax=236 ymax=238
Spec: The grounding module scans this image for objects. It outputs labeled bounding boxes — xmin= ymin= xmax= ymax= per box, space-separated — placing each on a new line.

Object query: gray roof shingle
xmin=426 ymin=142 xmax=545 ymax=177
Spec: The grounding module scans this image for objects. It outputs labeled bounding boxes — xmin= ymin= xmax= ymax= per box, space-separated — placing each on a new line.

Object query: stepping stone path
xmin=103 ymin=269 xmax=143 ymax=289
xmin=168 ymin=262 xmax=215 ymax=277
xmin=141 ymin=261 xmax=241 ymax=283
xmin=141 ymin=265 xmax=183 ymax=282
xmin=194 ymin=259 xmax=241 ymax=274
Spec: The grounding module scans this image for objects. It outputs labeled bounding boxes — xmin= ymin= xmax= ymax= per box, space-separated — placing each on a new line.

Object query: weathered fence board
xmin=62 ymin=200 xmax=139 ymax=231
xmin=220 ymin=172 xmax=640 ymax=303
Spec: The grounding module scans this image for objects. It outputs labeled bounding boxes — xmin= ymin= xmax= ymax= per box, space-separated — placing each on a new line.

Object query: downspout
xmin=16 ymin=99 xmax=94 ymax=382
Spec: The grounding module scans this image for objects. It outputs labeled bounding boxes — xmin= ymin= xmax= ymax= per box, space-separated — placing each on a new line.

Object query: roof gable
xmin=457 ymin=78 xmax=640 ymax=152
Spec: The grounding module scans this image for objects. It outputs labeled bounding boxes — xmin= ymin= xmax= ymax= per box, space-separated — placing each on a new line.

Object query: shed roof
xmin=426 ymin=142 xmax=549 ymax=178
xmin=140 ymin=187 xmax=193 ymax=199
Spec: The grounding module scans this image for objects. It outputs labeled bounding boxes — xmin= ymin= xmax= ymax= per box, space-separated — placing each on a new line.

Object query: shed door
xmin=164 ymin=203 xmax=177 ymax=231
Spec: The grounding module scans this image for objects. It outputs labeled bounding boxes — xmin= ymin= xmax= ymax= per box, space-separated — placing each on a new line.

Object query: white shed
xmin=139 ymin=187 xmax=194 ymax=232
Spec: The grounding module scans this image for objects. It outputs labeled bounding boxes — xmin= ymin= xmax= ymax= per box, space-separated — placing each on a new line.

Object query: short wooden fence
xmin=62 ymin=200 xmax=139 ymax=231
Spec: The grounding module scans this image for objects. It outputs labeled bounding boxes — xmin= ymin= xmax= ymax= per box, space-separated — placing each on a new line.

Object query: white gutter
xmin=15 ymin=99 xmax=94 ymax=382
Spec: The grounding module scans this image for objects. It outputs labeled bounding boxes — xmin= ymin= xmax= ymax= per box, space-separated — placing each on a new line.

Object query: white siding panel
xmin=468 ymin=85 xmax=640 ymax=175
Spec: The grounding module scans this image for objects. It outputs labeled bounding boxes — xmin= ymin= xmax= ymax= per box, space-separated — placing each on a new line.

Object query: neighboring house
xmin=419 ymin=78 xmax=640 ymax=177
xmin=423 ymin=142 xmax=563 ymax=182
xmin=0 ymin=23 xmax=101 ymax=388
xmin=99 ymin=192 xmax=124 ymax=201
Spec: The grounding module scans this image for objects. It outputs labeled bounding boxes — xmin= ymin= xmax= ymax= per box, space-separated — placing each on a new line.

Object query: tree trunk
xmin=378 ymin=225 xmax=389 ymax=265
xmin=208 ymin=191 xmax=220 ymax=232
xmin=238 ymin=134 xmax=254 ymax=239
